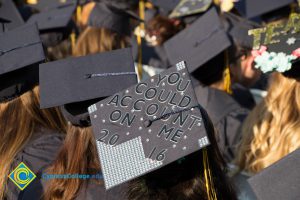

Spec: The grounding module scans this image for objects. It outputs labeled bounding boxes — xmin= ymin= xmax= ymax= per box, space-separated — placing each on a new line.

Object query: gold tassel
xmin=70 ymin=31 xmax=76 ymax=54
xmin=224 ymin=51 xmax=232 ymax=94
xmin=137 ymin=0 xmax=145 ymax=80
xmin=76 ymin=6 xmax=82 ymax=24
xmin=203 ymin=148 xmax=218 ymax=200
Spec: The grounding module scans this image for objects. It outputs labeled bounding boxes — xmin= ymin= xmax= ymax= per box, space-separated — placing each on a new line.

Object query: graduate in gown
xmin=164 ymin=7 xmax=249 ymax=163
xmin=0 ymin=23 xmax=66 ymax=200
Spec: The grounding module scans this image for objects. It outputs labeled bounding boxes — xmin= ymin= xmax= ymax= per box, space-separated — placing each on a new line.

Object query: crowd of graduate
xmin=0 ymin=0 xmax=300 ymax=199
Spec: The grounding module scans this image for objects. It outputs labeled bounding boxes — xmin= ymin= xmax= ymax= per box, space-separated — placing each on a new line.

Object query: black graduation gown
xmin=5 ymin=127 xmax=64 ymax=200
xmin=231 ymin=83 xmax=256 ymax=110
xmin=194 ymin=86 xmax=249 ymax=163
xmin=131 ymin=37 xmax=170 ymax=69
xmin=231 ymin=171 xmax=257 ymax=200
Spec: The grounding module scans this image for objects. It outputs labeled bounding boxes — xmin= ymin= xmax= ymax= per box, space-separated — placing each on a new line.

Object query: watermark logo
xmin=9 ymin=162 xmax=36 ymax=190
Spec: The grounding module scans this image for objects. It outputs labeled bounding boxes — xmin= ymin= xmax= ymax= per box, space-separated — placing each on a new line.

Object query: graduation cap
xmin=249 ymin=12 xmax=300 ymax=77
xmin=88 ymin=2 xmax=141 ymax=36
xmin=164 ymin=7 xmax=231 ymax=72
xmin=248 ymin=149 xmax=300 ymax=200
xmin=88 ymin=61 xmax=210 ymax=189
xmin=26 ymin=4 xmax=76 ymax=47
xmin=222 ymin=12 xmax=261 ymax=49
xmin=235 ymin=0 xmax=294 ymax=19
xmin=150 ymin=0 xmax=181 ymax=15
xmin=169 ymin=0 xmax=212 ymax=18
xmin=0 ymin=0 xmax=24 ymax=32
xmin=27 ymin=4 xmax=76 ymax=32
xmin=0 ymin=23 xmax=45 ymax=102
xmin=39 ymin=48 xmax=137 ymax=126
xmin=27 ymin=0 xmax=77 ymax=12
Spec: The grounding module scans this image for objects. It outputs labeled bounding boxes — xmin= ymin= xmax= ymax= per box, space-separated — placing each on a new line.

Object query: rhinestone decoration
xmin=198 ymin=136 xmax=209 ymax=148
xmin=96 ymin=137 xmax=162 ymax=189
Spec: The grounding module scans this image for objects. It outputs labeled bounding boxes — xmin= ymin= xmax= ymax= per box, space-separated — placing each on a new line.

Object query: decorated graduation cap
xmin=88 ymin=2 xmax=141 ymax=36
xmin=39 ymin=48 xmax=137 ymax=126
xmin=249 ymin=12 xmax=300 ymax=77
xmin=164 ymin=7 xmax=231 ymax=72
xmin=169 ymin=0 xmax=212 ymax=18
xmin=150 ymin=0 xmax=181 ymax=15
xmin=0 ymin=0 xmax=24 ymax=32
xmin=27 ymin=0 xmax=77 ymax=12
xmin=248 ymin=149 xmax=300 ymax=200
xmin=88 ymin=61 xmax=211 ymax=189
xmin=222 ymin=12 xmax=261 ymax=49
xmin=0 ymin=23 xmax=45 ymax=102
xmin=26 ymin=4 xmax=76 ymax=47
xmin=235 ymin=0 xmax=294 ymax=19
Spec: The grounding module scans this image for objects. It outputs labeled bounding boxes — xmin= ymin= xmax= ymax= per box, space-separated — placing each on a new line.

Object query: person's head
xmin=145 ymin=15 xmax=183 ymax=46
xmin=0 ymin=86 xmax=66 ymax=199
xmin=41 ymin=48 xmax=137 ymax=199
xmin=0 ymin=24 xmax=66 ymax=199
xmin=236 ymin=72 xmax=300 ymax=174
xmin=228 ymin=43 xmax=261 ymax=88
xmin=73 ymin=27 xmax=128 ymax=57
xmin=221 ymin=12 xmax=262 ymax=88
xmin=192 ymin=50 xmax=227 ymax=87
xmin=127 ymin=107 xmax=237 ymax=200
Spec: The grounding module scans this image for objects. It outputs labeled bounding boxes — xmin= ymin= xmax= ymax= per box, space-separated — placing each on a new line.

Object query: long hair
xmin=236 ymin=73 xmax=300 ymax=174
xmin=44 ymin=27 xmax=128 ymax=200
xmin=127 ymin=107 xmax=237 ymax=200
xmin=73 ymin=27 xmax=127 ymax=57
xmin=43 ymin=125 xmax=100 ymax=200
xmin=0 ymin=86 xmax=66 ymax=199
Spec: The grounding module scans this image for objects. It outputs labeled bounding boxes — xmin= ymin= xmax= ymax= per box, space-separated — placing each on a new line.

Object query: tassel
xmin=76 ymin=6 xmax=82 ymax=24
xmin=203 ymin=148 xmax=218 ymax=200
xmin=70 ymin=31 xmax=76 ymax=54
xmin=224 ymin=50 xmax=232 ymax=94
xmin=137 ymin=0 xmax=145 ymax=80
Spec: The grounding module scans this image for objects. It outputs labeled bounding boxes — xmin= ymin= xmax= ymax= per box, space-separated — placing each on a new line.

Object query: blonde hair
xmin=73 ymin=27 xmax=127 ymax=57
xmin=236 ymin=73 xmax=300 ymax=174
xmin=0 ymin=86 xmax=66 ymax=199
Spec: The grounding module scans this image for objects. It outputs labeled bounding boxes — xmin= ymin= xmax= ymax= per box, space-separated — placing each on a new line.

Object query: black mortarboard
xmin=28 ymin=0 xmax=77 ymax=12
xmin=222 ymin=12 xmax=261 ymax=49
xmin=150 ymin=0 xmax=181 ymax=15
xmin=164 ymin=7 xmax=231 ymax=72
xmin=248 ymin=149 xmax=300 ymax=200
xmin=88 ymin=61 xmax=210 ymax=189
xmin=0 ymin=0 xmax=24 ymax=32
xmin=88 ymin=2 xmax=141 ymax=36
xmin=39 ymin=48 xmax=137 ymax=126
xmin=169 ymin=0 xmax=212 ymax=18
xmin=235 ymin=0 xmax=294 ymax=19
xmin=26 ymin=4 xmax=76 ymax=47
xmin=249 ymin=13 xmax=300 ymax=77
xmin=0 ymin=23 xmax=45 ymax=102
xmin=27 ymin=4 xmax=76 ymax=32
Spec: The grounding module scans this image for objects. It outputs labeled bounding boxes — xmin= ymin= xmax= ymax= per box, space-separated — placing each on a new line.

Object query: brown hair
xmin=44 ymin=27 xmax=128 ymax=199
xmin=236 ymin=73 xmax=300 ymax=173
xmin=73 ymin=27 xmax=128 ymax=57
xmin=44 ymin=125 xmax=100 ymax=200
xmin=146 ymin=15 xmax=182 ymax=45
xmin=127 ymin=107 xmax=237 ymax=200
xmin=0 ymin=86 xmax=66 ymax=199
